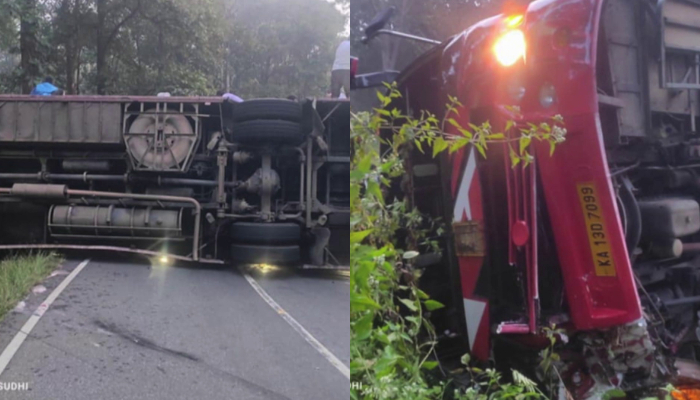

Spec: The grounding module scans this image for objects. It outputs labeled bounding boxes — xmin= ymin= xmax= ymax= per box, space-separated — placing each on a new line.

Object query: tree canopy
xmin=0 ymin=0 xmax=347 ymax=98
xmin=349 ymin=0 xmax=501 ymax=111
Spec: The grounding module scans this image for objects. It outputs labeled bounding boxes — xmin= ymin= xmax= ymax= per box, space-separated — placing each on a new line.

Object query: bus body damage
xmin=390 ymin=0 xmax=700 ymax=396
xmin=0 ymin=96 xmax=349 ymax=268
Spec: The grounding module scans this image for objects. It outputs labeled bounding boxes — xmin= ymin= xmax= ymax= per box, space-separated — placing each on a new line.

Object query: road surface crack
xmin=92 ymin=319 xmax=293 ymax=400
xmin=93 ymin=320 xmax=199 ymax=362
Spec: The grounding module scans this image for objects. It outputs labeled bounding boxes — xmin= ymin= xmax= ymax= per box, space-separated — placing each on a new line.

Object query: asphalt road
xmin=0 ymin=256 xmax=349 ymax=400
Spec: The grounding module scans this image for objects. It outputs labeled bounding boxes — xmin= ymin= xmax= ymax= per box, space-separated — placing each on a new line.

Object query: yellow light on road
xmin=494 ymin=29 xmax=526 ymax=67
xmin=251 ymin=263 xmax=279 ymax=274
xmin=159 ymin=255 xmax=169 ymax=264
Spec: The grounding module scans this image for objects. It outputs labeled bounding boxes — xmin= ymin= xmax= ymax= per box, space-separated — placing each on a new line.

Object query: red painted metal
xmin=504 ymin=139 xmax=538 ymax=333
xmin=396 ymin=0 xmax=643 ymax=360
xmin=511 ymin=220 xmax=530 ymax=247
xmin=496 ymin=323 xmax=530 ymax=334
xmin=447 ymin=0 xmax=642 ymax=332
xmin=523 ymin=0 xmax=642 ymax=329
xmin=525 ymin=160 xmax=538 ymax=333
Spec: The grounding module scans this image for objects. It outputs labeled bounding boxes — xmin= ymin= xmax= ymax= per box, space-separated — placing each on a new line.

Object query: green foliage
xmin=538 ymin=324 xmax=566 ymax=376
xmin=0 ymin=252 xmax=64 ymax=320
xmin=0 ymin=0 xmax=346 ymax=97
xmin=350 ymin=84 xmax=564 ymax=399
xmin=454 ymin=367 xmax=547 ymax=400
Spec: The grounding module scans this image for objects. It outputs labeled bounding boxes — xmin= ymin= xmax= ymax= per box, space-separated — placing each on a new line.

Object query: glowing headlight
xmin=506 ymin=15 xmax=524 ymax=28
xmin=494 ymin=29 xmax=526 ymax=67
xmin=539 ymin=82 xmax=556 ymax=108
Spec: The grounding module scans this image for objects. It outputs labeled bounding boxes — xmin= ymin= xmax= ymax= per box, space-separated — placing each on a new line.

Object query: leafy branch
xmin=350 ymin=83 xmax=565 ymax=399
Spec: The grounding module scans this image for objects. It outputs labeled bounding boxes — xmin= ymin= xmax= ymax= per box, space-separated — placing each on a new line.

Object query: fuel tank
xmin=49 ymin=205 xmax=183 ymax=239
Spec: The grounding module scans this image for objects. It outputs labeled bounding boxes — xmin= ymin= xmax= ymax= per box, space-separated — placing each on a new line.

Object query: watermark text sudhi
xmin=0 ymin=381 xmax=30 ymax=391
xmin=351 ymin=382 xmax=378 ymax=395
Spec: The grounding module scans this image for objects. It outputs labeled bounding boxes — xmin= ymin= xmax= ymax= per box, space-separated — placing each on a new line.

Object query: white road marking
xmin=240 ymin=268 xmax=350 ymax=380
xmin=0 ymin=258 xmax=90 ymax=377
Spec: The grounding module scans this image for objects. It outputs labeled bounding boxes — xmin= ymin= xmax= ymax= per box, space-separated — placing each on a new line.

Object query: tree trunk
xmin=96 ymin=0 xmax=141 ymax=95
xmin=76 ymin=48 xmax=82 ymax=94
xmin=67 ymin=0 xmax=82 ymax=94
xmin=19 ymin=0 xmax=40 ymax=94
xmin=65 ymin=41 xmax=75 ymax=94
xmin=96 ymin=0 xmax=107 ymax=94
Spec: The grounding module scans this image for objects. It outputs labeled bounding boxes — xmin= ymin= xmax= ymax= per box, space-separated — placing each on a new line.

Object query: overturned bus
xmin=359 ymin=0 xmax=700 ymax=397
xmin=0 ymin=95 xmax=349 ymax=267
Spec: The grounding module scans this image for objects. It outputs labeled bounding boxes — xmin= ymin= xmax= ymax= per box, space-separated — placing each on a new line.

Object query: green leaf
xmin=353 ymin=261 xmax=375 ymax=290
xmin=458 ymin=127 xmax=473 ymax=139
xmin=350 ymin=229 xmax=372 ymax=244
xmin=602 ymin=389 xmax=627 ymax=399
xmin=509 ymin=146 xmax=520 ymax=168
xmin=422 ymin=361 xmax=439 ymax=370
xmin=350 ymin=183 xmax=360 ymax=204
xmin=460 ymin=353 xmax=471 ymax=366
xmin=414 ymin=139 xmax=424 ymax=153
xmin=376 ymin=91 xmax=386 ymax=104
xmin=450 ymin=137 xmax=470 ymax=154
xmin=519 ymin=135 xmax=531 ymax=155
xmin=486 ymin=133 xmax=505 ymax=140
xmin=399 ymin=298 xmax=418 ymax=312
xmin=373 ymin=352 xmax=398 ymax=378
xmin=350 ymin=292 xmax=381 ymax=311
xmin=415 ymin=288 xmax=430 ymax=300
xmin=447 ymin=118 xmax=462 ymax=130
xmin=424 ymin=299 xmax=445 ymax=311
xmin=432 ymin=136 xmax=449 ymax=157
xmin=367 ymin=180 xmax=384 ymax=205
xmin=376 ymin=108 xmax=391 ymax=117
xmin=474 ymin=143 xmax=487 ymax=158
xmin=505 ymin=120 xmax=514 ymax=132
xmin=357 ymin=154 xmax=372 ymax=174
xmin=354 ymin=312 xmax=373 ymax=340
xmin=549 ymin=140 xmax=556 ymax=156
xmin=375 ymin=330 xmax=390 ymax=344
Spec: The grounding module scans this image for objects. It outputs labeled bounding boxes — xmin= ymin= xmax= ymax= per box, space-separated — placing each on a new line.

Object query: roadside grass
xmin=0 ymin=252 xmax=64 ymax=320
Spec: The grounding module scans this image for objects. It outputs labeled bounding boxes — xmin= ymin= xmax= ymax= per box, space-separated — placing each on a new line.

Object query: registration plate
xmin=577 ymin=183 xmax=617 ymax=277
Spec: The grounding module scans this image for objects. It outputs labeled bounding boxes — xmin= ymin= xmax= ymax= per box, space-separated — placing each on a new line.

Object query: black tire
xmin=232 ymin=120 xmax=304 ymax=145
xmin=231 ymin=222 xmax=300 ymax=245
xmin=231 ymin=244 xmax=300 ymax=265
xmin=233 ymin=99 xmax=301 ymax=122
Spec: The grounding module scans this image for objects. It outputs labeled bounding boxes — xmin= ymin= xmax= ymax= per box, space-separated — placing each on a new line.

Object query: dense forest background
xmin=0 ymin=0 xmax=348 ymax=98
